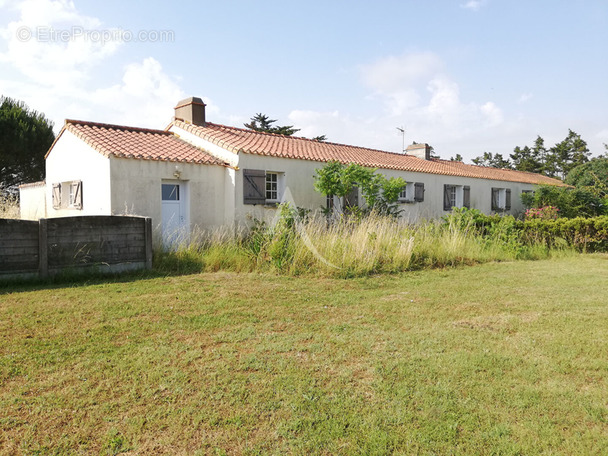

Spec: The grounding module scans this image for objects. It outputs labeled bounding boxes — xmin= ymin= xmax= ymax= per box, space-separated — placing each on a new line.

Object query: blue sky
xmin=1 ymin=0 xmax=607 ymax=162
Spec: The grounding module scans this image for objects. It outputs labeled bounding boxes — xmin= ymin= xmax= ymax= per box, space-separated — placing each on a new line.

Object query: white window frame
xmin=451 ymin=185 xmax=462 ymax=208
xmin=491 ymin=187 xmax=512 ymax=212
xmin=399 ymin=183 xmax=415 ymax=203
xmin=53 ymin=180 xmax=82 ymax=210
xmin=264 ymin=171 xmax=284 ymax=204
xmin=444 ymin=184 xmax=469 ymax=210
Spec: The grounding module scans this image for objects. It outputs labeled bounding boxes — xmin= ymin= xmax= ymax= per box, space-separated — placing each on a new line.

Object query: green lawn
xmin=1 ymin=255 xmax=608 ymax=455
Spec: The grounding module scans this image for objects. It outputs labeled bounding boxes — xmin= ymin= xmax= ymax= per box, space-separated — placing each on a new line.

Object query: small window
xmin=266 ymin=172 xmax=278 ymax=201
xmin=399 ymin=183 xmax=415 ymax=203
xmin=162 ymin=184 xmax=180 ymax=201
xmin=444 ymin=184 xmax=470 ymax=210
xmin=399 ymin=182 xmax=424 ymax=203
xmin=243 ymin=169 xmax=284 ymax=205
xmin=52 ymin=180 xmax=82 ymax=210
xmin=491 ymin=188 xmax=512 ymax=212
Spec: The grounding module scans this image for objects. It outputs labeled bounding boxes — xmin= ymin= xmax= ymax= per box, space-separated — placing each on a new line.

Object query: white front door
xmin=161 ymin=181 xmax=189 ymax=247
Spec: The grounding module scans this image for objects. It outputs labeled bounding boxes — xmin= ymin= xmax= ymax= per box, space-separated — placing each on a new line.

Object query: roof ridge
xmin=65 ymin=119 xmax=172 ymax=136
xmin=59 ymin=120 xmax=228 ymax=166
xmin=178 ymin=119 xmax=427 ymax=158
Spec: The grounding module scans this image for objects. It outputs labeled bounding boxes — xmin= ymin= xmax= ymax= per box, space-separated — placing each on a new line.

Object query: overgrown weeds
xmin=155 ymin=206 xmax=592 ymax=277
xmin=0 ymin=191 xmax=19 ymax=219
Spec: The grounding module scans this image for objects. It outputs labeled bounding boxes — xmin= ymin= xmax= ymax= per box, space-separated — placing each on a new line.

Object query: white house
xmin=21 ymin=96 xmax=564 ymax=245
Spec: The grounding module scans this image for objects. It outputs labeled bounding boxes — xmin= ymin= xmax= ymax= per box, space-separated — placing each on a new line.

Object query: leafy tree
xmin=472 ymin=152 xmax=512 ymax=169
xmin=522 ymin=184 xmax=605 ymax=218
xmin=0 ymin=96 xmax=55 ymax=191
xmin=313 ymin=161 xmax=406 ymax=217
xmin=550 ymin=129 xmax=590 ymax=179
xmin=244 ymin=113 xmax=300 ymax=136
xmin=312 ymin=135 xmax=327 ymax=142
xmin=565 ymin=157 xmax=608 ymax=190
xmin=511 ymin=136 xmax=544 ymax=174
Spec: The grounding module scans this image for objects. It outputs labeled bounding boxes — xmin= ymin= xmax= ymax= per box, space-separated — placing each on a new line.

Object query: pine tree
xmin=0 ymin=96 xmax=55 ymax=191
xmin=244 ymin=113 xmax=300 ymax=136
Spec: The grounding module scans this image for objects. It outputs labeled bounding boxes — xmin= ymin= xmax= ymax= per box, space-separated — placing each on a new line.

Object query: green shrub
xmin=154 ymin=206 xmax=608 ymax=278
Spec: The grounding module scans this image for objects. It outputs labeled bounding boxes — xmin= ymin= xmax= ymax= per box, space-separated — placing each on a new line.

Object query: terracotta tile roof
xmin=47 ymin=120 xmax=227 ymax=166
xmin=171 ymin=119 xmax=565 ymax=186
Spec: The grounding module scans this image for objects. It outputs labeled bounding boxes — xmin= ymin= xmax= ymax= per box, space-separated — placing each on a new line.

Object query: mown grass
xmin=1 ymin=255 xmax=608 ymax=455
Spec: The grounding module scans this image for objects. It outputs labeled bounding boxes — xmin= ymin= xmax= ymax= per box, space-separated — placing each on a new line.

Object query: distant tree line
xmin=471 ymin=130 xmax=600 ymax=180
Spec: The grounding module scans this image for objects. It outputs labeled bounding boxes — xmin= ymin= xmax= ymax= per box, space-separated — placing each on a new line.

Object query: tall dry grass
xmin=0 ymin=192 xmax=19 ymax=219
xmin=154 ymin=209 xmax=572 ymax=277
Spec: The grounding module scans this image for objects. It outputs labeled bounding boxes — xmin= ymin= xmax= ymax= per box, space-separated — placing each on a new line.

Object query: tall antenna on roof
xmin=396 ymin=126 xmax=406 ymax=154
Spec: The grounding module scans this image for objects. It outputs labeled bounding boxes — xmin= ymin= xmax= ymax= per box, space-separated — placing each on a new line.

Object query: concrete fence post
xmin=38 ymin=218 xmax=48 ymax=279
xmin=144 ymin=217 xmax=153 ymax=270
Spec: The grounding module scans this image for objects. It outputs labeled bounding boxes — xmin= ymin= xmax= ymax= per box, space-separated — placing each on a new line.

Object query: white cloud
xmin=360 ymin=51 xmax=444 ymax=115
xmin=1 ymin=0 xmax=121 ymax=89
xmin=283 ymin=51 xmax=511 ymax=161
xmin=518 ymin=92 xmax=533 ymax=103
xmin=460 ymin=0 xmax=488 ymax=12
xmin=0 ymin=0 xmax=185 ymax=131
xmin=88 ymin=58 xmax=185 ymax=127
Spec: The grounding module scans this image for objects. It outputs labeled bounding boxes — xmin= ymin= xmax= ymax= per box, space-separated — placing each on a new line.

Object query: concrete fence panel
xmin=0 ymin=216 xmax=153 ymax=281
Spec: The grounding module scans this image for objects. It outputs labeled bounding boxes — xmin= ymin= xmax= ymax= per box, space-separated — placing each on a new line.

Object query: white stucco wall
xmin=233 ymin=153 xmax=537 ymax=225
xmin=45 ymin=130 xmax=112 ymax=217
xmin=108 ymin=157 xmax=230 ymax=238
xmin=19 ymin=183 xmax=46 ymax=220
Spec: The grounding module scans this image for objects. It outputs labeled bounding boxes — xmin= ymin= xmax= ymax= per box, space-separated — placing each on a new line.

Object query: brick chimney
xmin=406 ymin=143 xmax=431 ymax=160
xmin=174 ymin=97 xmax=206 ymax=126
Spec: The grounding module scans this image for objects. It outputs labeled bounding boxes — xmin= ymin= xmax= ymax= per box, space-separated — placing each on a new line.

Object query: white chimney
xmin=406 ymin=143 xmax=431 ymax=160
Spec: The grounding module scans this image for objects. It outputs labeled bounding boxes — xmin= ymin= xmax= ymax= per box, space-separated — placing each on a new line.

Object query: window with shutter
xmin=243 ymin=169 xmax=266 ymax=205
xmin=443 ymin=185 xmax=453 ymax=211
xmin=414 ymin=182 xmax=425 ymax=202
xmin=463 ymin=186 xmax=471 ymax=208
xmin=505 ymin=189 xmax=511 ymax=210
xmin=491 ymin=188 xmax=499 ymax=211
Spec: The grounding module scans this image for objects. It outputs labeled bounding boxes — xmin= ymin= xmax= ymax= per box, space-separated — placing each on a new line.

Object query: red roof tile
xmin=48 ymin=120 xmax=227 ymax=166
xmin=171 ymin=119 xmax=565 ymax=186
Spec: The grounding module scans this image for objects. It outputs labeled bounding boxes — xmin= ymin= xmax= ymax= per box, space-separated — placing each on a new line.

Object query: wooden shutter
xmin=72 ymin=181 xmax=83 ymax=209
xmin=443 ymin=185 xmax=452 ymax=211
xmin=505 ymin=189 xmax=511 ymax=211
xmin=243 ymin=169 xmax=266 ymax=205
xmin=414 ymin=182 xmax=424 ymax=202
xmin=463 ymin=186 xmax=471 ymax=208
xmin=52 ymin=183 xmax=61 ymax=209
xmin=491 ymin=188 xmax=499 ymax=211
